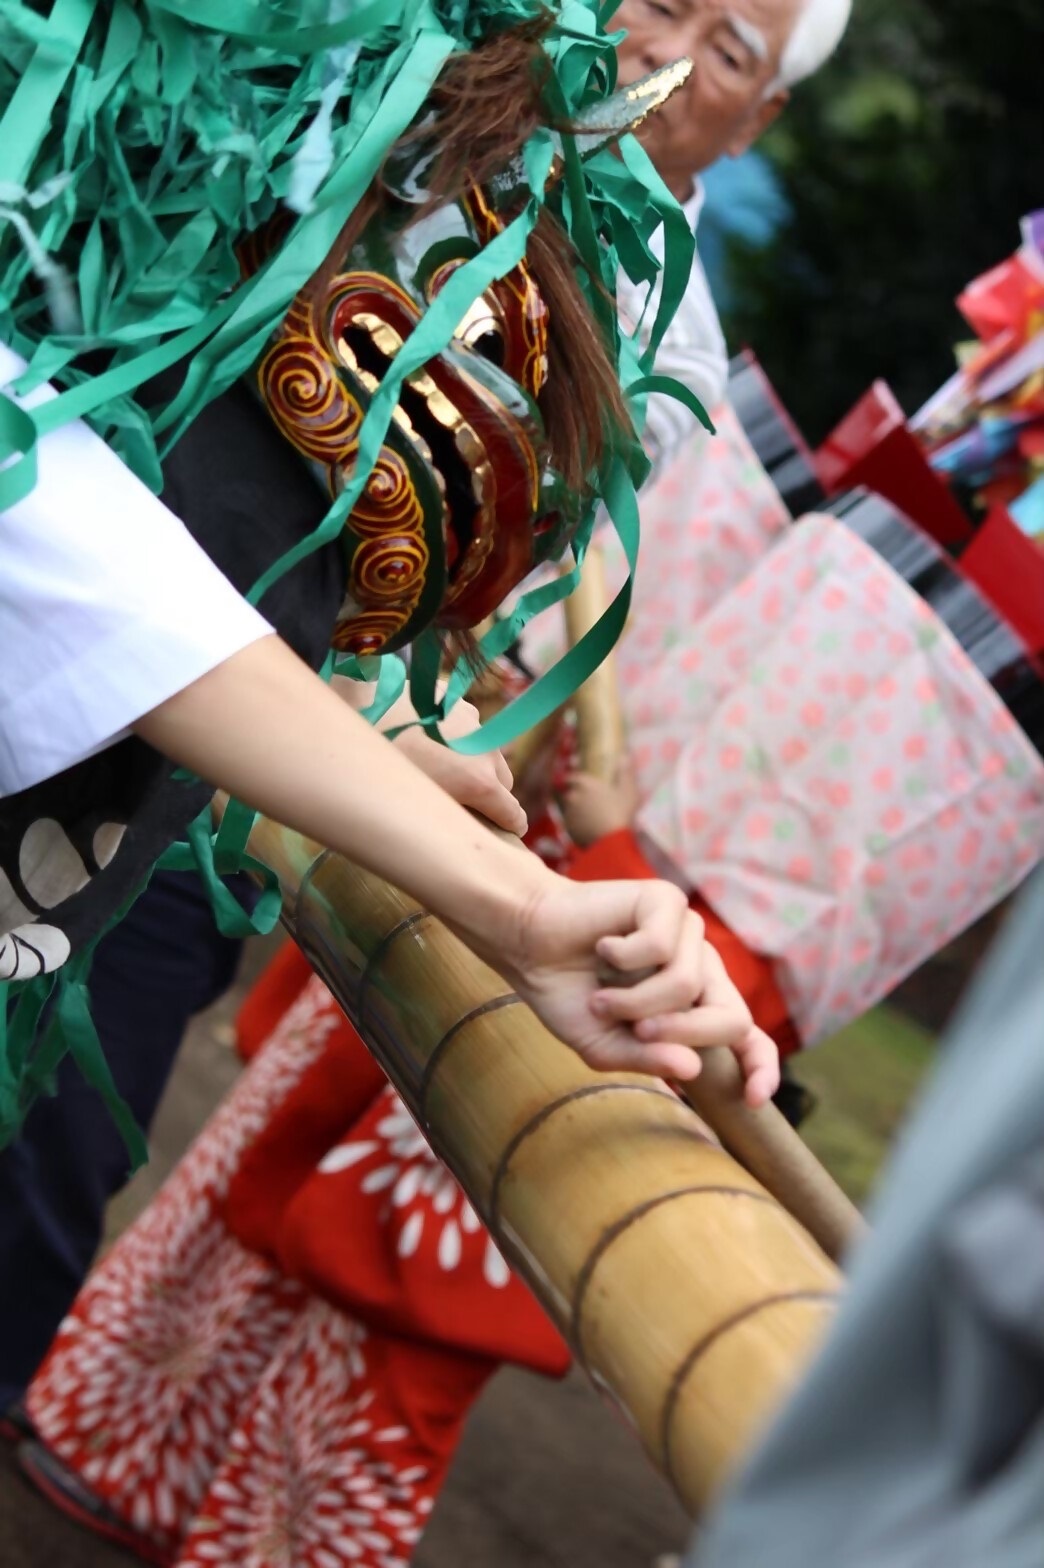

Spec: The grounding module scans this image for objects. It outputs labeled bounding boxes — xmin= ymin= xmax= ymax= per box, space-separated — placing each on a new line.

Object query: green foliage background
xmin=721 ymin=0 xmax=1044 ymax=442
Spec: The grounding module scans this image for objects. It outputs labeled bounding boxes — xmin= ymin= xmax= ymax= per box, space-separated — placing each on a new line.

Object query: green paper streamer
xmin=1 ymin=0 xmax=705 ymax=1153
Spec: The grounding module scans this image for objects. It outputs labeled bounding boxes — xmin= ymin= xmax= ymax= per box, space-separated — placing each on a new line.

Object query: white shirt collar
xmin=680 ymin=177 xmax=705 ymax=229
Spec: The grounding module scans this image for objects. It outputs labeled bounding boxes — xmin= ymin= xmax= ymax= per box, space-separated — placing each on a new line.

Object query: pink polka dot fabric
xmin=519 ymin=405 xmax=789 ymax=682
xmin=635 ymin=515 xmax=1044 ymax=1043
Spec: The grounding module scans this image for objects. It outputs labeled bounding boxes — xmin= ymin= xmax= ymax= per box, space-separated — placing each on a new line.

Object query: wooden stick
xmin=680 ymin=1051 xmax=865 ymax=1264
xmin=563 ymin=548 xmax=626 ymax=783
xmin=234 ymin=808 xmax=840 ymax=1517
xmin=594 ymin=964 xmax=865 ymax=1264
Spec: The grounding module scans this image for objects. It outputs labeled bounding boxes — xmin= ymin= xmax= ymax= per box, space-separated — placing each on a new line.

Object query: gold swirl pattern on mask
xmin=465 ymin=182 xmax=501 ymax=247
xmin=325 ymin=270 xmax=420 ymax=357
xmin=350 ymin=533 xmax=430 ymax=603
xmin=258 ymin=336 xmax=362 ymax=463
xmin=332 ymin=605 xmax=408 ymax=657
xmin=462 ymin=185 xmax=549 ymax=399
xmin=521 ymin=305 xmax=549 ymax=396
xmin=341 ymin=446 xmax=430 ymax=651
xmin=284 ymin=291 xmax=316 ymax=337
xmin=426 ymin=257 xmax=465 ymax=300
xmin=349 ymin=445 xmax=425 ymax=539
xmin=499 ymin=260 xmax=549 ymax=398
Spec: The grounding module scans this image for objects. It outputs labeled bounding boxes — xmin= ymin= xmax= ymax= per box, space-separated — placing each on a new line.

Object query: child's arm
xmin=560 ymin=763 xmax=640 ymax=848
xmin=333 ymin=676 xmax=527 ymax=837
xmin=135 ymin=634 xmax=775 ymax=1097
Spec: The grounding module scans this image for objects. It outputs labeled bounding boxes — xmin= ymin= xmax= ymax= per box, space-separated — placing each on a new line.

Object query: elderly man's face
xmin=614 ymin=0 xmax=803 ymax=196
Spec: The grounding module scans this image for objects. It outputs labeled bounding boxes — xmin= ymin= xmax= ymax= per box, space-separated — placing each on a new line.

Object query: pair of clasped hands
xmin=138 ymin=637 xmax=778 ymax=1106
xmin=341 ymin=675 xmax=780 ymax=1108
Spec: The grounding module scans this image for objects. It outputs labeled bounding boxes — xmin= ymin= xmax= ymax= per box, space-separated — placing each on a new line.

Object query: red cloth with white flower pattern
xmin=27 ymin=965 xmax=569 ymax=1567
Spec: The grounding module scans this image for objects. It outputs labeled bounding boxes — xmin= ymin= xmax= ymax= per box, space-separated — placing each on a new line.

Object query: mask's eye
xmin=455 ymin=293 xmax=506 ymax=368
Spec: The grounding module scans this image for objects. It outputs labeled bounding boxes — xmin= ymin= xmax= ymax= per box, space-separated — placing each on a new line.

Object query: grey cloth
xmin=689 ymin=869 xmax=1044 ymax=1568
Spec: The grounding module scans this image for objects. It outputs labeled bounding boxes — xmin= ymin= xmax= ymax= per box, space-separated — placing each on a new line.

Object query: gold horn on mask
xmin=490 ymin=58 xmax=693 ymax=205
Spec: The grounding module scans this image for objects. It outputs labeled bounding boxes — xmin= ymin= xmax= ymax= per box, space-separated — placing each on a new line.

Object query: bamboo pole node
xmin=418 ymin=992 xmax=522 ymax=1127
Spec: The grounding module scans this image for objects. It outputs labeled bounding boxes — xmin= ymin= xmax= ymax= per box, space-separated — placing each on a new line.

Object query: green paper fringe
xmin=0 ymin=0 xmax=706 ymax=1152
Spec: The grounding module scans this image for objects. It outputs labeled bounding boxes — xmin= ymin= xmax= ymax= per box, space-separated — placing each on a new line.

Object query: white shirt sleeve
xmin=0 ymin=342 xmax=274 ymax=798
xmin=616 ymin=184 xmax=728 ymax=482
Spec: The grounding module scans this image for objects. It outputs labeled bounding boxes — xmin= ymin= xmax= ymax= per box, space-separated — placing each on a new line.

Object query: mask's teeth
xmin=407 ymin=366 xmax=463 ymax=432
xmin=455 ymin=424 xmax=492 ymax=508
xmin=337 ymin=329 xmax=438 ymax=474
xmin=338 ymin=313 xmax=494 ymax=585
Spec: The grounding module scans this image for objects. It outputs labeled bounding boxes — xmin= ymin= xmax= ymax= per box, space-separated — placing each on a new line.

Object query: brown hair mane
xmin=309 ymin=22 xmax=631 ymax=504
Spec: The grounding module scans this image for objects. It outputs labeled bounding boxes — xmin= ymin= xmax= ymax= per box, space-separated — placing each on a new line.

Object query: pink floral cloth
xmin=633 ymin=514 xmax=1044 ymax=1042
xmin=518 ymin=414 xmax=1044 ymax=1044
xmin=520 ymin=404 xmax=789 ymax=701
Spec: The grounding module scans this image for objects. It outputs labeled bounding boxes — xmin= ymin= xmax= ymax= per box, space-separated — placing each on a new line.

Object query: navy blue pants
xmin=0 ymin=872 xmax=244 ymax=1407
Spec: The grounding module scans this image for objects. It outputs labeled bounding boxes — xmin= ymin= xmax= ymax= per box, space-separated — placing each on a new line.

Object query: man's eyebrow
xmin=723 ymin=12 xmax=769 ymax=60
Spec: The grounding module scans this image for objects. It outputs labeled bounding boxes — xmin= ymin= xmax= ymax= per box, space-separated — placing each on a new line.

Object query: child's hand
xmin=384 ymin=694 xmax=527 ymax=837
xmin=332 ymin=676 xmax=525 ymax=836
xmin=471 ymin=873 xmax=778 ymax=1104
xmin=729 ymin=1024 xmax=783 ymax=1109
xmin=560 ymin=762 xmax=640 ymax=847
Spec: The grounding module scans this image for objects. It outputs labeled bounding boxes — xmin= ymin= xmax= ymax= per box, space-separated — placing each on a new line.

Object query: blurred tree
xmin=719 ymin=0 xmax=1044 ymax=442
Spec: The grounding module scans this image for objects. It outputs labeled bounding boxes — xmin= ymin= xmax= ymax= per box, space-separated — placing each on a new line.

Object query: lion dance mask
xmin=245 ymin=51 xmax=691 ymax=656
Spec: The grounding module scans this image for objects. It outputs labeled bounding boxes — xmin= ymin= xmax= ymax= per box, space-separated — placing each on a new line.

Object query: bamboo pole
xmin=562 ymin=548 xmax=626 ymax=782
xmin=504 ymin=701 xmax=565 ymax=784
xmin=241 ymin=811 xmax=840 ymax=1516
